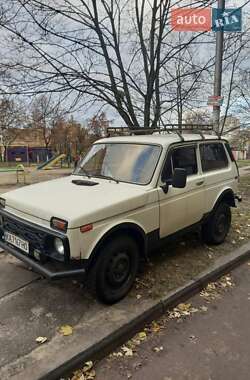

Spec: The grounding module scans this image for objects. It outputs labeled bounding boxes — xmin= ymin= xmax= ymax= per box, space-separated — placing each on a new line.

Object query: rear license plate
xmin=4 ymin=231 xmax=29 ymax=254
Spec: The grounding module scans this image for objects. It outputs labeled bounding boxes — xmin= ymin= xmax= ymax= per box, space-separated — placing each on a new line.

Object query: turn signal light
xmin=51 ymin=217 xmax=68 ymax=232
xmin=80 ymin=224 xmax=93 ymax=233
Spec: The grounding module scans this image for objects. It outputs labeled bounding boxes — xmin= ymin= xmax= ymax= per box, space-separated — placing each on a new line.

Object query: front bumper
xmin=0 ymin=240 xmax=86 ymax=280
xmin=0 ymin=208 xmax=86 ymax=280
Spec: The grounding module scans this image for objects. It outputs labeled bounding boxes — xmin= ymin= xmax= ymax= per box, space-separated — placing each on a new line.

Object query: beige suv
xmin=0 ymin=130 xmax=240 ymax=304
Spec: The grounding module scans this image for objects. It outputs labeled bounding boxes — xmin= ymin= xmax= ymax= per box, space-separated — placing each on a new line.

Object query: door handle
xmin=196 ymin=180 xmax=204 ymax=186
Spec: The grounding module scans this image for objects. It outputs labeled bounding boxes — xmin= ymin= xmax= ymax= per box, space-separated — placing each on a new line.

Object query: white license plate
xmin=4 ymin=231 xmax=29 ymax=254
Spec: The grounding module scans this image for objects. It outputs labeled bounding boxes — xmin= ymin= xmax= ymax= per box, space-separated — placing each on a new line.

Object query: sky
xmin=1 ymin=0 xmax=250 ymax=126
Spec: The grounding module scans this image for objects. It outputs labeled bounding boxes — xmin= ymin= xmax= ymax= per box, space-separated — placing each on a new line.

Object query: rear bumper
xmin=0 ymin=240 xmax=86 ymax=280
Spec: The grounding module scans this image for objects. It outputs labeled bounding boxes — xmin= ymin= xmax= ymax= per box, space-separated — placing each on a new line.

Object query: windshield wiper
xmin=94 ymin=174 xmax=119 ymax=184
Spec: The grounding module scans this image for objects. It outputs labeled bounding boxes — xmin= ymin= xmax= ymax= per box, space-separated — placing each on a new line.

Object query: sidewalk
xmin=95 ymin=260 xmax=250 ymax=380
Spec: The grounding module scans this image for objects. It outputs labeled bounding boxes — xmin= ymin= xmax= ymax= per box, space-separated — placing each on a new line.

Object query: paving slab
xmin=0 ymin=257 xmax=40 ymax=298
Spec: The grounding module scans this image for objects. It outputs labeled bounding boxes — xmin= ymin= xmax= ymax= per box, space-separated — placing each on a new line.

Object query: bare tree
xmin=0 ymin=1 xmax=249 ymax=131
xmin=185 ymin=109 xmax=211 ymax=125
xmin=30 ymin=95 xmax=62 ymax=149
xmin=0 ymin=0 xmax=224 ymax=130
xmin=88 ymin=112 xmax=111 ymax=140
xmin=0 ymin=98 xmax=24 ymax=161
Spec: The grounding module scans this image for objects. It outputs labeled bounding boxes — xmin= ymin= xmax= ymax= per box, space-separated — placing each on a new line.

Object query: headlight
xmin=54 ymin=238 xmax=64 ymax=255
xmin=0 ymin=198 xmax=5 ymax=208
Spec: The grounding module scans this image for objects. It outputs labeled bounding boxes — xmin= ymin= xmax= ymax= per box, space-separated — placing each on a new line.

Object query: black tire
xmin=202 ymin=202 xmax=231 ymax=245
xmin=88 ymin=235 xmax=139 ymax=304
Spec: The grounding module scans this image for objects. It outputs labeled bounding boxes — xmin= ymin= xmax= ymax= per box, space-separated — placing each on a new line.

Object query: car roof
xmin=95 ymin=133 xmax=222 ymax=147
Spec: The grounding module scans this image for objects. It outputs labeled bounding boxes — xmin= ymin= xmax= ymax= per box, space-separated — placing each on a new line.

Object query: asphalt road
xmin=95 ymin=261 xmax=250 ymax=380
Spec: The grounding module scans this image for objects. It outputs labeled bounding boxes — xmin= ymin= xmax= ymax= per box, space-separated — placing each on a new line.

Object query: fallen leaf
xmin=59 ymin=325 xmax=73 ymax=336
xmin=112 ymin=351 xmax=123 ymax=357
xmin=151 ymin=321 xmax=161 ymax=333
xmin=200 ymin=305 xmax=208 ymax=312
xmin=136 ymin=294 xmax=142 ymax=300
xmin=189 ymin=334 xmax=198 ymax=343
xmin=122 ymin=346 xmax=133 ymax=357
xmin=83 ymin=361 xmax=93 ymax=373
xmin=35 ymin=336 xmax=47 ymax=344
xmin=71 ymin=370 xmax=85 ymax=380
xmin=153 ymin=346 xmax=163 ymax=352
xmin=138 ymin=331 xmax=147 ymax=340
xmin=178 ymin=303 xmax=192 ymax=311
xmin=86 ymin=369 xmax=96 ymax=380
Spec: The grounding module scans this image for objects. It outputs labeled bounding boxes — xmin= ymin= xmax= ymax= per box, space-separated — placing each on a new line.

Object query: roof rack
xmin=106 ymin=124 xmax=219 ymax=142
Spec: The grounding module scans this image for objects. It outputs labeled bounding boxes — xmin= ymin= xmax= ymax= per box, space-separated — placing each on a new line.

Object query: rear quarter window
xmin=200 ymin=143 xmax=228 ymax=172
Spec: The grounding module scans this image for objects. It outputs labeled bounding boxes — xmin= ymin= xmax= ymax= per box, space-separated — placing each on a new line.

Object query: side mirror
xmin=172 ymin=168 xmax=187 ymax=188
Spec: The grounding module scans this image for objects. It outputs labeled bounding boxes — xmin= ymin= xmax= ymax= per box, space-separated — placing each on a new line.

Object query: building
xmin=0 ymin=128 xmax=52 ymax=163
xmin=222 ymin=116 xmax=249 ymax=160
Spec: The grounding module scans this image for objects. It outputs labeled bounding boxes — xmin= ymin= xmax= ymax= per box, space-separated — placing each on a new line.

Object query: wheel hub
xmin=107 ymin=252 xmax=130 ymax=286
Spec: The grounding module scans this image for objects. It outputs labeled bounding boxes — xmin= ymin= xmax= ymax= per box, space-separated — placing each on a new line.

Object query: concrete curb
xmin=42 ymin=242 xmax=250 ymax=380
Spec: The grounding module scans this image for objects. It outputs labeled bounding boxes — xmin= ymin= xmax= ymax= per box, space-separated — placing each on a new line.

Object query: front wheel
xmin=89 ymin=235 xmax=139 ymax=304
xmin=202 ymin=202 xmax=231 ymax=245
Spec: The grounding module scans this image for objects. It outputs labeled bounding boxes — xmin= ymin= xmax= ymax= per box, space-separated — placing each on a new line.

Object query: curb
xmin=42 ymin=241 xmax=250 ymax=380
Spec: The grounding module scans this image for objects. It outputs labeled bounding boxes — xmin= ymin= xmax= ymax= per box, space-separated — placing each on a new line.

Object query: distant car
xmin=0 ymin=131 xmax=241 ymax=304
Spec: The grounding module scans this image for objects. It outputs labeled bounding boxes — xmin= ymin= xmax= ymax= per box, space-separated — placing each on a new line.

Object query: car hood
xmin=3 ymin=175 xmax=149 ymax=228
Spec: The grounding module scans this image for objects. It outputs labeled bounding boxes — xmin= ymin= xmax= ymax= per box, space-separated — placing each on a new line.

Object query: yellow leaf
xmin=138 ymin=331 xmax=147 ymax=340
xmin=83 ymin=361 xmax=93 ymax=373
xmin=59 ymin=325 xmax=73 ymax=336
xmin=35 ymin=336 xmax=47 ymax=344
xmin=86 ymin=369 xmax=96 ymax=380
xmin=177 ymin=303 xmax=191 ymax=311
xmin=151 ymin=322 xmax=161 ymax=333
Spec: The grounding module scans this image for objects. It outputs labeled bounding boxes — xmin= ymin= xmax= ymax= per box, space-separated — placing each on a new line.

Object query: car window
xmin=200 ymin=143 xmax=228 ymax=172
xmin=162 ymin=146 xmax=198 ymax=181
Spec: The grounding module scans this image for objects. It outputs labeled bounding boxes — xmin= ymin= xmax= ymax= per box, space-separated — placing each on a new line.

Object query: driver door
xmin=158 ymin=144 xmax=205 ymax=238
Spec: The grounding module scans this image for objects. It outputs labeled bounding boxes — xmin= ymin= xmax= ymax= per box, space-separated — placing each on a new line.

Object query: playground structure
xmin=0 ymin=164 xmax=26 ymax=184
xmin=37 ymin=154 xmax=66 ymax=170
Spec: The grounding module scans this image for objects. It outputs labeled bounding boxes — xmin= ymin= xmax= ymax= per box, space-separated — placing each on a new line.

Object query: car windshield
xmin=74 ymin=143 xmax=162 ymax=185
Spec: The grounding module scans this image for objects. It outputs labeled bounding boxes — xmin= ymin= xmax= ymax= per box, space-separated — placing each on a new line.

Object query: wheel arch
xmin=213 ymin=188 xmax=236 ymax=210
xmin=87 ymin=222 xmax=147 ymax=267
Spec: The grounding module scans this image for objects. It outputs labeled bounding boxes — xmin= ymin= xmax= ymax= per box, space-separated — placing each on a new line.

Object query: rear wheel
xmin=202 ymin=202 xmax=231 ymax=245
xmin=88 ymin=235 xmax=139 ymax=304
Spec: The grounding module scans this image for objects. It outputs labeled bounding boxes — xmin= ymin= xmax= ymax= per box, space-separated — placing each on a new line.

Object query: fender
xmin=213 ymin=188 xmax=236 ymax=211
xmin=87 ymin=222 xmax=147 ymax=268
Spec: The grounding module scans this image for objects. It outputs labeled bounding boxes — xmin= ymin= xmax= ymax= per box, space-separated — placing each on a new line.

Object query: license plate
xmin=4 ymin=231 xmax=29 ymax=254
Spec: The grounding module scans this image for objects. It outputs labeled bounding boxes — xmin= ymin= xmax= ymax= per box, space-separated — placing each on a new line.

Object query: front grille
xmin=3 ymin=215 xmax=47 ymax=253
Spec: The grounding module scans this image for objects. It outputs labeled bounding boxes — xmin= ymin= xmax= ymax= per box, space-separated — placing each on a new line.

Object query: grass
xmin=237 ymin=160 xmax=250 ymax=168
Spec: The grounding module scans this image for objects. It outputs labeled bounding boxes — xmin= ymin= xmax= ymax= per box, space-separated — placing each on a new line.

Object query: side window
xmin=162 ymin=146 xmax=198 ymax=181
xmin=200 ymin=143 xmax=228 ymax=172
